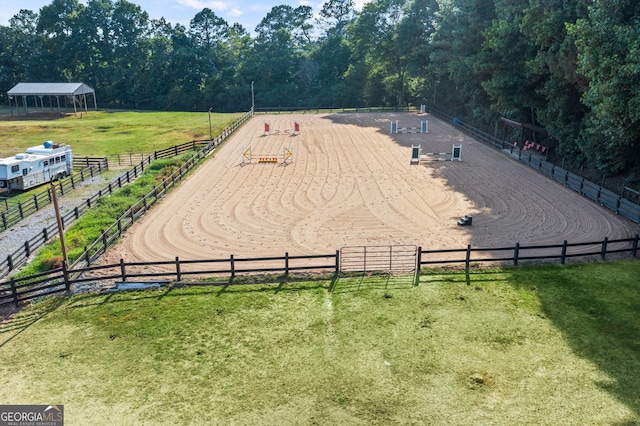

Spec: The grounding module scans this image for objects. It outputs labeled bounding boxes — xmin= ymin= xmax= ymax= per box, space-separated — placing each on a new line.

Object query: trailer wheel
xmin=0 ymin=181 xmax=5 ymax=188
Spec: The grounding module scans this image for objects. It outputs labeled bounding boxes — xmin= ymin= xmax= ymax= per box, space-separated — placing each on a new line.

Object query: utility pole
xmin=50 ymin=180 xmax=68 ymax=267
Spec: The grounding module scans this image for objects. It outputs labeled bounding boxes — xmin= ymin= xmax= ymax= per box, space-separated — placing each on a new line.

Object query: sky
xmin=0 ymin=0 xmax=366 ymax=35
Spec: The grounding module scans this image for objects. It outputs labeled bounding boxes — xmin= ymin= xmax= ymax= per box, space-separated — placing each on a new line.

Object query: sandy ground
xmin=99 ymin=112 xmax=639 ymax=268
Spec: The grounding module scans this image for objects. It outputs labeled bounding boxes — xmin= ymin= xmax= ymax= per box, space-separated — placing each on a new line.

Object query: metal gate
xmin=339 ymin=245 xmax=417 ymax=274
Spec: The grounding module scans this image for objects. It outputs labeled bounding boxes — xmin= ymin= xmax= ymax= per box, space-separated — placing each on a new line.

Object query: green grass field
xmin=1 ymin=109 xmax=639 ymax=424
xmin=0 ymin=110 xmax=242 ymax=158
xmin=1 ymin=262 xmax=639 ymax=425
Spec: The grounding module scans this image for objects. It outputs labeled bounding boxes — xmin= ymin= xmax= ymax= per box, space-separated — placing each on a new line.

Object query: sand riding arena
xmin=100 ymin=112 xmax=640 ymax=269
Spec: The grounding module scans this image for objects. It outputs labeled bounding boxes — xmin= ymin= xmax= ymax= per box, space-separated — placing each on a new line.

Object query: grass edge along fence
xmin=1 ymin=235 xmax=638 ymax=308
xmin=0 ymin=109 xmax=253 ymax=279
xmin=423 ymin=105 xmax=640 ymax=224
xmin=0 ymin=160 xmax=108 ymax=232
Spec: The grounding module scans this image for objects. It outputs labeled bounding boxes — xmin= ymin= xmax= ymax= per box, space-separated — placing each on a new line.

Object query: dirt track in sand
xmin=99 ymin=112 xmax=639 ymax=266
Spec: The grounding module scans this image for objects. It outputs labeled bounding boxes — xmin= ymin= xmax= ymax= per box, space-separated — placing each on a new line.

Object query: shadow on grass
xmin=331 ymin=272 xmax=416 ymax=293
xmin=0 ymin=296 xmax=66 ymax=348
xmin=64 ymin=276 xmax=333 ymax=311
xmin=507 ymin=261 xmax=640 ymax=420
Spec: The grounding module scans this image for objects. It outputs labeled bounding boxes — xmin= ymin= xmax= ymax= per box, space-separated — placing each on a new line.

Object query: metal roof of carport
xmin=7 ymin=82 xmax=95 ymax=96
xmin=7 ymin=82 xmax=97 ymax=115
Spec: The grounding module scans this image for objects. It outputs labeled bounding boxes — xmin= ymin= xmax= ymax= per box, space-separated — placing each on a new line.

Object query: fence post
xmin=415 ymin=247 xmax=422 ymax=287
xmin=62 ymin=260 xmax=70 ymax=292
xmin=230 ymin=254 xmax=235 ymax=280
xmin=633 ymin=234 xmax=639 ymax=257
xmin=10 ymin=278 xmax=19 ymax=307
xmin=513 ymin=242 xmax=520 ymax=266
xmin=102 ymin=230 xmax=108 ymax=252
xmin=560 ymin=240 xmax=568 ymax=264
xmin=7 ymin=254 xmax=13 ymax=271
xmin=175 ymin=256 xmax=181 ymax=282
xmin=43 ymin=228 xmax=48 ymax=242
xmin=285 ymin=252 xmax=289 ymax=278
xmin=601 ymin=237 xmax=608 ymax=260
xmin=85 ymin=246 xmax=91 ymax=265
xmin=120 ymin=258 xmax=127 ymax=282
xmin=465 ymin=245 xmax=471 ymax=274
xmin=24 ymin=241 xmax=30 ymax=258
xmin=335 ymin=250 xmax=340 ymax=276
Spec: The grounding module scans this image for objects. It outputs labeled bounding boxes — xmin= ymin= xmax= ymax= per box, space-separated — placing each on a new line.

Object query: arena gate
xmin=339 ymin=245 xmax=418 ymax=275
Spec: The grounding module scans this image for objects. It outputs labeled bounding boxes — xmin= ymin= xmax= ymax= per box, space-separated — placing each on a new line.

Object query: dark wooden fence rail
xmin=423 ymin=106 xmax=640 ymax=224
xmin=0 ymin=162 xmax=108 ymax=231
xmin=1 ymin=235 xmax=637 ymax=308
xmin=72 ymin=157 xmax=109 ymax=169
xmin=0 ymin=109 xmax=253 ymax=278
xmin=253 ymin=106 xmax=413 ymax=114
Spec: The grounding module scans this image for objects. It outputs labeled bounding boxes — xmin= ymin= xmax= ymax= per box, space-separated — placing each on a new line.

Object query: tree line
xmin=1 ymin=0 xmax=639 ymax=180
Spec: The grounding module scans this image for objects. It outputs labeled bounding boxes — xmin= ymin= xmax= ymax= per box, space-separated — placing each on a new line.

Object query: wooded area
xmin=1 ymin=0 xmax=639 ymax=180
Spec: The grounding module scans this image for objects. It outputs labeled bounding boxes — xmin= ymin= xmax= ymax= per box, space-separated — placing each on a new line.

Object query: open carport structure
xmin=7 ymin=82 xmax=97 ymax=116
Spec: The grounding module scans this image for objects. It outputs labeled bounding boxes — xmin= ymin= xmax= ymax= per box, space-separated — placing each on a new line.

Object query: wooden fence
xmin=0 ymin=110 xmax=253 ymax=278
xmin=0 ymin=162 xmax=108 ymax=232
xmin=423 ymin=106 xmax=640 ymax=224
xmin=1 ymin=235 xmax=638 ymax=308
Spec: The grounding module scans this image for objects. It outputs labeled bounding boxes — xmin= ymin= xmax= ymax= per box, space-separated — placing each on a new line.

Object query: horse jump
xmin=264 ymin=121 xmax=300 ymax=136
xmin=410 ymin=144 xmax=462 ymax=163
xmin=390 ymin=120 xmax=428 ymax=134
xmin=242 ymin=146 xmax=294 ymax=164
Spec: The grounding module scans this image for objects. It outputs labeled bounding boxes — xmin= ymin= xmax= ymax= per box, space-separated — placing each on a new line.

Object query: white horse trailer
xmin=0 ymin=141 xmax=73 ymax=191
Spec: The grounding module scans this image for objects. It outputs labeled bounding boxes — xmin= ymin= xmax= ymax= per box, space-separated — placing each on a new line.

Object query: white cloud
xmin=228 ymin=8 xmax=243 ymax=17
xmin=353 ymin=0 xmax=368 ymax=11
xmin=177 ymin=0 xmax=228 ymax=12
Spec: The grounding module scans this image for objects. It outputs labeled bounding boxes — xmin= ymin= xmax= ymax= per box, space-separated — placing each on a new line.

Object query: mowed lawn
xmin=1 ymin=261 xmax=639 ymax=425
xmin=0 ymin=110 xmax=242 ymax=158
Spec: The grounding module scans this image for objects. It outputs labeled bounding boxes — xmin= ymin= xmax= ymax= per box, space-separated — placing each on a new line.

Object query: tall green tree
xmin=0 ymin=10 xmax=42 ymax=94
xmin=36 ymin=0 xmax=85 ymax=80
xmin=318 ymin=0 xmax=355 ymax=37
xmin=255 ymin=5 xmax=314 ymax=47
xmin=70 ymin=0 xmax=115 ymax=92
xmin=348 ymin=0 xmax=417 ymax=106
xmin=188 ymin=9 xmax=230 ymax=110
xmin=569 ymin=0 xmax=640 ymax=175
xmin=520 ymin=0 xmax=590 ymax=158
xmin=107 ymin=0 xmax=150 ymax=107
xmin=429 ymin=0 xmax=495 ymax=120
xmin=479 ymin=0 xmax=541 ymax=124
